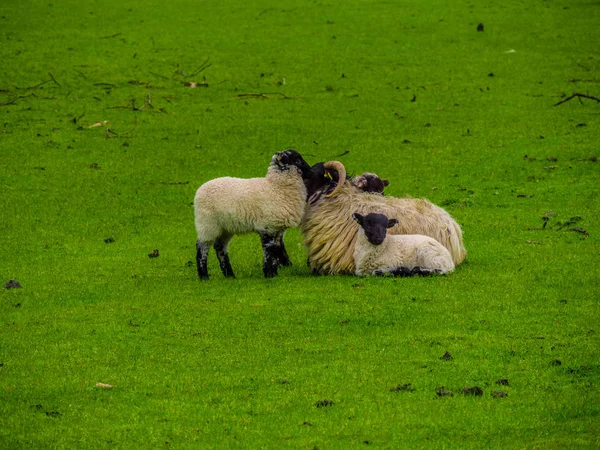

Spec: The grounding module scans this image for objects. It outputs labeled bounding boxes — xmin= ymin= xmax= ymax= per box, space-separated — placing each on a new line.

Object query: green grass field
xmin=1 ymin=0 xmax=599 ymax=448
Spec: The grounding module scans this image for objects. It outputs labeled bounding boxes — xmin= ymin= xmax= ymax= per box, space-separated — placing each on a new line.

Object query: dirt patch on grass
xmin=4 ymin=280 xmax=21 ymax=289
xmin=462 ymin=386 xmax=484 ymax=396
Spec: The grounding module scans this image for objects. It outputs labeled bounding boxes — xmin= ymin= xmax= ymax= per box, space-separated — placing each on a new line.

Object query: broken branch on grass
xmin=570 ymin=227 xmax=589 ymax=237
xmin=237 ymin=92 xmax=294 ymax=100
xmin=0 ymin=98 xmax=18 ymax=107
xmin=106 ymin=128 xmax=119 ymax=138
xmin=554 ymin=92 xmax=600 ymax=106
xmin=106 ymin=94 xmax=153 ymax=112
xmin=73 ymin=68 xmax=87 ymax=79
xmin=190 ymin=58 xmax=212 ymax=76
xmin=574 ymin=61 xmax=591 ymax=71
xmin=569 ymin=79 xmax=599 ymax=83
xmin=184 ymin=81 xmax=209 ymax=88
xmin=150 ymin=71 xmax=170 ymax=80
xmin=128 ymin=80 xmax=151 ymax=86
xmin=72 ymin=112 xmax=85 ymax=124
xmin=101 ymin=32 xmax=122 ymax=39
xmin=16 ymin=79 xmax=51 ymax=90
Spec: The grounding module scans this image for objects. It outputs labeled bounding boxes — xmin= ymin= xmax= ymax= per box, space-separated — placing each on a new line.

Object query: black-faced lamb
xmin=194 ymin=149 xmax=311 ymax=279
xmin=301 ymin=161 xmax=466 ymax=274
xmin=305 ymin=163 xmax=388 ymax=205
xmin=352 ymin=212 xmax=455 ymax=276
xmin=350 ymin=172 xmax=389 ymax=195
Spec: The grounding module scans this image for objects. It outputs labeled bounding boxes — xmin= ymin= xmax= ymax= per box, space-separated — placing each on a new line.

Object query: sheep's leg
xmin=196 ymin=240 xmax=211 ymax=279
xmin=259 ymin=232 xmax=279 ymax=278
xmin=389 ymin=266 xmax=433 ymax=277
xmin=389 ymin=267 xmax=415 ymax=277
xmin=410 ymin=267 xmax=434 ymax=277
xmin=214 ymin=235 xmax=235 ymax=278
xmin=275 ymin=232 xmax=292 ymax=267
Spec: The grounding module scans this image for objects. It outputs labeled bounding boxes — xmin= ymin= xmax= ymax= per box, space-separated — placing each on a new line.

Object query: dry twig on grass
xmin=237 ymin=92 xmax=293 ymax=100
xmin=554 ymin=92 xmax=600 ymax=106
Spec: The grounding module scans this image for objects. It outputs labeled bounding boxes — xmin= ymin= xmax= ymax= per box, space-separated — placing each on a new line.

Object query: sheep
xmin=352 ymin=212 xmax=455 ymax=276
xmin=350 ymin=172 xmax=389 ymax=195
xmin=301 ymin=161 xmax=466 ymax=275
xmin=194 ymin=149 xmax=312 ymax=279
xmin=305 ymin=163 xmax=388 ymax=205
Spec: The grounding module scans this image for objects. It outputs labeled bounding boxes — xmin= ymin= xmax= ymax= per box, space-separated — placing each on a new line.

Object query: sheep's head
xmin=352 ymin=212 xmax=398 ymax=246
xmin=351 ymin=173 xmax=389 ymax=195
xmin=272 ymin=149 xmax=312 ymax=178
xmin=304 ymin=161 xmax=347 ymax=202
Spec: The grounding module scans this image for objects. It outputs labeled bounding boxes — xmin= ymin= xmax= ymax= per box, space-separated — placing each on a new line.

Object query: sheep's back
xmin=195 ymin=173 xmax=306 ymax=237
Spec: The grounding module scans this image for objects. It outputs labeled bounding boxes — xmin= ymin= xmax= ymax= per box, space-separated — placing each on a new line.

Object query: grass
xmin=1 ymin=0 xmax=599 ymax=448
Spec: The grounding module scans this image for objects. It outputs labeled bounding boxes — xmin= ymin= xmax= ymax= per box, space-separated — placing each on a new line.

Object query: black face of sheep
xmin=304 ymin=161 xmax=346 ymax=200
xmin=352 ymin=212 xmax=398 ymax=246
xmin=273 ymin=149 xmax=312 ymax=178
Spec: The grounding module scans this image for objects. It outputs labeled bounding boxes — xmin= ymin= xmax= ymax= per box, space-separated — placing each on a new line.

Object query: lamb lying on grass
xmin=352 ymin=212 xmax=455 ymax=277
xmin=194 ymin=149 xmax=311 ymax=279
xmin=350 ymin=172 xmax=389 ymax=195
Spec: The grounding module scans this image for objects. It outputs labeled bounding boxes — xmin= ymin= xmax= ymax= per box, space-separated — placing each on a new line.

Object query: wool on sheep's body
xmin=301 ymin=182 xmax=465 ymax=275
xmin=354 ymin=225 xmax=455 ymax=276
xmin=194 ymin=167 xmax=307 ymax=240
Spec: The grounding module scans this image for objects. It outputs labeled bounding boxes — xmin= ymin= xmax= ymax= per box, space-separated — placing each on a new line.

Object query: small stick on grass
xmin=150 ymin=71 xmax=170 ymax=80
xmin=190 ymin=58 xmax=212 ymax=76
xmin=118 ymin=119 xmax=139 ymax=139
xmin=94 ymin=83 xmax=118 ymax=88
xmin=106 ymin=128 xmax=119 ymax=138
xmin=72 ymin=112 xmax=85 ymax=124
xmin=73 ymin=68 xmax=87 ymax=79
xmin=237 ymin=92 xmax=294 ymax=100
xmin=554 ymin=93 xmax=600 ymax=107
xmin=16 ymin=79 xmax=51 ymax=90
xmin=0 ymin=98 xmax=17 ymax=107
xmin=48 ymin=72 xmax=60 ymax=87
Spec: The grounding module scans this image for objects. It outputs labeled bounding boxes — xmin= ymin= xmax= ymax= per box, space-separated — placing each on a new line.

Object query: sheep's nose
xmin=368 ymin=235 xmax=385 ymax=245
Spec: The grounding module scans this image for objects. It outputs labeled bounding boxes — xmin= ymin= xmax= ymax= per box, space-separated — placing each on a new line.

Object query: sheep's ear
xmin=387 ymin=218 xmax=398 ymax=228
xmin=383 ymin=179 xmax=390 ymax=187
xmin=352 ymin=213 xmax=363 ymax=225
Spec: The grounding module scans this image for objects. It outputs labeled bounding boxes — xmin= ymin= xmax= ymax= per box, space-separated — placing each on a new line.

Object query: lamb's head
xmin=305 ymin=160 xmax=347 ymax=201
xmin=351 ymin=173 xmax=389 ymax=195
xmin=272 ymin=149 xmax=312 ymax=178
xmin=352 ymin=212 xmax=398 ymax=245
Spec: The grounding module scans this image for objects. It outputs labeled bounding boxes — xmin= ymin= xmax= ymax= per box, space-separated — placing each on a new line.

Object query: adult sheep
xmin=301 ymin=161 xmax=466 ymax=275
xmin=194 ymin=149 xmax=311 ymax=279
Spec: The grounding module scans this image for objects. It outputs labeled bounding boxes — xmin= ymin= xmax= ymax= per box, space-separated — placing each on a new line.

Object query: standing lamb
xmin=194 ymin=149 xmax=311 ymax=279
xmin=353 ymin=212 xmax=455 ymax=276
xmin=301 ymin=161 xmax=466 ymax=275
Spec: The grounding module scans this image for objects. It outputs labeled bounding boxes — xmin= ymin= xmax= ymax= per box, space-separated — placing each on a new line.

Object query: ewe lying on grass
xmin=353 ymin=212 xmax=455 ymax=277
xmin=301 ymin=161 xmax=466 ymax=275
xmin=194 ymin=149 xmax=311 ymax=279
